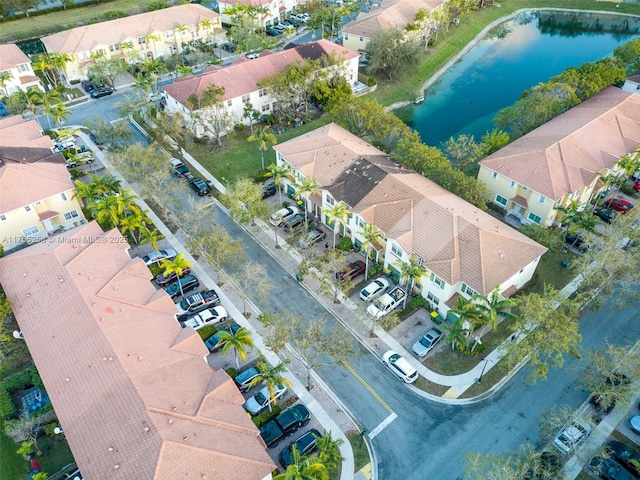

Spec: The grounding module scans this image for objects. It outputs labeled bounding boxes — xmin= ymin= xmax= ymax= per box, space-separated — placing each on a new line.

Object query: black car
xmin=81 ymin=80 xmax=95 ymax=92
xmin=164 ymin=275 xmax=200 ymax=299
xmin=259 ymin=404 xmax=310 ymax=448
xmin=594 ymin=207 xmax=616 ymax=224
xmin=606 ymin=441 xmax=640 ymax=476
xmin=221 ymin=42 xmax=236 ymax=52
xmin=263 ymin=183 xmax=277 ymax=198
xmin=88 ymin=131 xmax=104 ymax=146
xmin=189 ymin=177 xmax=210 ymax=196
xmin=589 ymin=456 xmax=636 ymax=480
xmin=90 ymin=86 xmax=114 ymax=98
xmin=287 ymin=17 xmax=300 ymax=27
xmin=564 ymin=233 xmax=588 ymax=254
xmin=155 ymin=267 xmax=192 ymax=287
xmin=265 ymin=28 xmax=281 ymax=37
xmin=279 ymin=429 xmax=321 ymax=468
xmin=589 ymin=394 xmax=616 ymax=415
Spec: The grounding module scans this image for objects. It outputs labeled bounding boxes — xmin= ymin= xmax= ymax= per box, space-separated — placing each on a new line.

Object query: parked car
xmin=244 ymin=384 xmax=288 ymax=415
xmin=287 ymin=17 xmax=300 ymax=27
xmin=183 ymin=306 xmax=229 ymax=332
xmin=604 ymin=198 xmax=634 ymax=213
xmin=263 ymin=183 xmax=277 ymax=198
xmin=589 ymin=456 xmax=636 ymax=480
xmin=629 ymin=415 xmax=640 ymax=435
xmin=164 ymin=274 xmax=200 ymax=298
xmin=605 ymin=373 xmax=631 ymax=386
xmin=335 ymin=260 xmax=366 ymax=281
xmin=272 ymin=23 xmax=286 ymax=33
xmin=269 ymin=206 xmax=299 ymax=227
xmin=564 ymin=234 xmax=588 ymax=254
xmin=259 ymin=404 xmax=311 ymax=447
xmin=589 ymin=394 xmax=616 ymax=415
xmin=411 ymin=327 xmax=444 ymax=358
xmin=81 ymin=80 xmax=95 ymax=92
xmin=297 ymin=228 xmax=326 ymax=248
xmin=234 ymin=366 xmax=260 ymax=392
xmin=142 ymin=248 xmax=177 ymax=266
xmin=170 ymin=158 xmax=190 ymax=178
xmin=221 ymin=42 xmax=236 ymax=52
xmin=0 ymin=101 xmax=7 ymax=116
xmin=90 ymin=86 xmax=114 ymax=98
xmin=203 ymin=321 xmax=239 ymax=350
xmin=633 ymin=179 xmax=640 ymax=192
xmin=282 ymin=214 xmax=306 ymax=232
xmin=176 ymin=290 xmax=220 ymax=321
xmin=155 ymin=267 xmax=191 ymax=286
xmin=359 ymin=278 xmax=390 ymax=302
xmin=382 ymin=350 xmax=418 ymax=383
xmin=279 ymin=429 xmax=321 ymax=468
xmin=553 ymin=420 xmax=591 ymax=454
xmin=265 ymin=27 xmax=281 ymax=36
xmin=89 ymin=131 xmax=103 ymax=146
xmin=606 ymin=441 xmax=640 ymax=476
xmin=189 ymin=177 xmax=210 ymax=196
xmin=594 ymin=207 xmax=616 ymax=224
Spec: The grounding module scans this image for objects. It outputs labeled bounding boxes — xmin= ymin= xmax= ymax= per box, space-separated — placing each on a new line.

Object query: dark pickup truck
xmin=259 ymin=404 xmax=310 ymax=448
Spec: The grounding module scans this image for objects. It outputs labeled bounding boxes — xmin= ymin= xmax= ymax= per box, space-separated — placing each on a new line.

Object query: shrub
xmin=252 ymin=405 xmax=282 ymax=428
xmin=235 ymin=123 xmax=245 ymax=133
xmin=0 ymin=388 xmax=16 ymax=420
xmin=197 ymin=324 xmax=218 ymax=340
xmin=620 ymin=183 xmax=635 ymax=196
xmin=409 ymin=295 xmax=430 ymax=310
xmin=460 ymin=342 xmax=487 ymax=356
xmin=368 ymin=263 xmax=383 ymax=276
xmin=366 ymin=76 xmax=377 ymax=87
xmin=336 ymin=237 xmax=352 ymax=251
xmin=224 ymin=367 xmax=239 ymax=379
xmin=146 ymin=1 xmax=171 ymax=11
xmin=487 ymin=202 xmax=507 ymax=216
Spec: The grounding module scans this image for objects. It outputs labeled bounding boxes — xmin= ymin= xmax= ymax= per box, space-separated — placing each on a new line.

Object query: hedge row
xmin=0 ymin=366 xmax=43 ymax=420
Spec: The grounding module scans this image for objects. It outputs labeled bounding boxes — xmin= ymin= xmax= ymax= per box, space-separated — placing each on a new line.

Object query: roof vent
xmin=144 ymin=427 xmax=150 ymax=432
xmin=108 ymin=447 xmax=114 ymax=452
xmin=172 ymin=406 xmax=177 ymax=411
xmin=114 ymin=465 xmax=120 ymax=470
xmin=26 ymin=293 xmax=31 ymax=298
xmin=65 ymin=377 xmax=71 ymax=382
xmin=23 ymin=273 xmax=27 ymax=277
xmin=58 ymin=276 xmax=64 ymax=282
xmin=168 ymin=419 xmax=173 ymax=424
xmin=138 ymin=356 xmax=144 ymax=361
xmin=183 ymin=436 xmax=188 ymax=441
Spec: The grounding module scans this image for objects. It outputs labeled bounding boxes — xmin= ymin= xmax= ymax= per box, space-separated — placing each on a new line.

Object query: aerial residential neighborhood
xmin=0 ymin=1 xmax=639 ymax=480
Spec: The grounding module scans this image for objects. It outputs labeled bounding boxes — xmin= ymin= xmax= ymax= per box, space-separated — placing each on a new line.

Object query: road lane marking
xmin=344 ymin=362 xmax=394 ymax=414
xmin=368 ymin=412 xmax=397 ymax=440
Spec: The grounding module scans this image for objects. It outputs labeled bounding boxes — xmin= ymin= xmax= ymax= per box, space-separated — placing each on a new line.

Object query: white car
xmin=382 ymin=350 xmax=417 ymax=384
xmin=182 ymin=306 xmax=228 ymax=330
xmin=244 ymin=384 xmax=288 ymax=415
xmin=359 ymin=278 xmax=390 ymax=302
xmin=141 ymin=249 xmax=177 ymax=266
xmin=411 ymin=327 xmax=444 ymax=358
xmin=269 ymin=206 xmax=299 ymax=226
xmin=553 ymin=420 xmax=591 ymax=454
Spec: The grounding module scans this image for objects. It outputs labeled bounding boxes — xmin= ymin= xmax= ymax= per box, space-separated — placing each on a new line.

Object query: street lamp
xmin=475 ymin=358 xmax=490 ymax=385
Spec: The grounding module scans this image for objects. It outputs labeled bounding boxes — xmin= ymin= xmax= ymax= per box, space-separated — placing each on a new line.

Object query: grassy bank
xmin=369 ymin=0 xmax=640 ymax=106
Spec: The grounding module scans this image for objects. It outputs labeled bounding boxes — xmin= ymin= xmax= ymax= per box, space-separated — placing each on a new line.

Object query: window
xmin=0 ymin=215 xmax=6 ymax=221
xmin=461 ymin=283 xmax=477 ymax=297
xmin=272 ymin=102 xmax=277 ymax=110
xmin=137 ymin=37 xmax=146 ymax=45
xmin=25 ymin=206 xmax=31 ymax=212
xmin=495 ymin=195 xmax=508 ymax=206
xmin=97 ymin=48 xmax=105 ymax=56
xmin=241 ymin=94 xmax=250 ymax=104
xmin=227 ymin=99 xmax=232 ymax=107
xmin=261 ymin=104 xmax=270 ymax=112
xmin=391 ymin=242 xmax=403 ymax=257
xmin=427 ymin=291 xmax=440 ymax=305
xmin=166 ymin=30 xmax=174 ymax=39
xmin=359 ymin=36 xmax=363 ymax=42
xmin=522 ymin=186 xmax=528 ymax=191
xmin=510 ymin=180 xmax=516 ymax=188
xmin=430 ymin=273 xmax=445 ymax=289
xmin=538 ymin=195 xmax=546 ymax=204
xmin=491 ymin=171 xmax=498 ymax=179
xmin=60 ymin=193 xmax=67 ymax=201
xmin=326 ymin=195 xmax=335 ymax=207
xmin=258 ymin=88 xmax=267 ymax=97
xmin=356 ymin=216 xmax=365 ymax=228
xmin=18 ymin=64 xmax=29 ymax=72
xmin=64 ymin=210 xmax=79 ymax=221
xmin=528 ymin=212 xmax=542 ymax=224
xmin=344 ymin=33 xmax=349 ymax=40
xmin=22 ymin=225 xmax=39 ymax=237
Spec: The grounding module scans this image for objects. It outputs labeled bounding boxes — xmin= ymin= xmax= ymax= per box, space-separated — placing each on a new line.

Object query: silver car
xmin=411 ymin=327 xmax=443 ymax=358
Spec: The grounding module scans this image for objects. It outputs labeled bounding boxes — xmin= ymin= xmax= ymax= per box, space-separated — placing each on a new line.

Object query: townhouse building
xmin=216 ymin=0 xmax=300 ymax=27
xmin=0 ymin=44 xmax=44 ymax=96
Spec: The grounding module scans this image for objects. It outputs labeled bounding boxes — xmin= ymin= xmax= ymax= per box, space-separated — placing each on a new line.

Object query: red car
xmin=604 ymin=198 xmax=634 ymax=213
xmin=335 ymin=260 xmax=366 ymax=281
xmin=155 ymin=267 xmax=191 ymax=286
xmin=633 ymin=179 xmax=640 ymax=192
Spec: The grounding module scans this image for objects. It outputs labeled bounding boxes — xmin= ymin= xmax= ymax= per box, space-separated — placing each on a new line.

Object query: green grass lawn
xmin=0 ymin=428 xmax=28 ymax=480
xmin=368 ymin=0 xmax=640 ymax=106
xmin=37 ymin=436 xmax=75 ymax=475
xmin=520 ymin=246 xmax=579 ymax=295
xmin=346 ymin=430 xmax=370 ymax=472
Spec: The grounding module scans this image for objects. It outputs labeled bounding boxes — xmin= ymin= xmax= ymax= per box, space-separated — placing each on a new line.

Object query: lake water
xmin=401 ymin=11 xmax=640 ymax=147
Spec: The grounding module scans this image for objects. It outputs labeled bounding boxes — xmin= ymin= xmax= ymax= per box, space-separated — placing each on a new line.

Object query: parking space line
xmin=344 ymin=362 xmax=394 ymax=414
xmin=368 ymin=412 xmax=397 ymax=440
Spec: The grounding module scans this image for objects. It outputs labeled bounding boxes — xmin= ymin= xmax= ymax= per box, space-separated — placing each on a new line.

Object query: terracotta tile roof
xmin=41 ymin=4 xmax=221 ymax=54
xmin=0 ymin=156 xmax=74 ymax=214
xmin=511 ymin=195 xmax=528 ymax=208
xmin=275 ymin=123 xmax=547 ymax=294
xmin=0 ymin=223 xmax=275 ymax=480
xmin=480 ymin=87 xmax=640 ymax=200
xmin=163 ymin=39 xmax=359 ymax=106
xmin=343 ymin=0 xmax=445 ymax=38
xmin=0 ymin=43 xmax=30 ymax=70
xmin=0 ymin=118 xmax=52 ymax=150
xmin=37 ymin=209 xmax=59 ymax=221
xmin=219 ymin=0 xmax=272 ymax=5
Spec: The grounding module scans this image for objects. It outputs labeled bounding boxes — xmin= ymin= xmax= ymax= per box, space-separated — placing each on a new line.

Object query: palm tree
xmin=444 ymin=318 xmax=468 ymax=352
xmin=73 ymin=179 xmax=100 ymax=207
xmin=471 ymin=286 xmax=517 ymax=339
xmin=118 ymin=212 xmax=145 ymax=243
xmin=50 ymin=52 xmax=72 ymax=85
xmin=316 ymin=430 xmax=345 ymax=469
xmin=159 ymin=253 xmax=191 ymax=297
xmin=173 ymin=23 xmax=189 ymax=53
xmin=614 ymin=148 xmax=640 ymax=177
xmin=265 ymin=162 xmax=294 ymax=205
xmin=146 ymin=33 xmax=161 ymax=59
xmin=50 ymin=103 xmax=70 ymax=128
xmin=132 ymin=73 xmax=154 ymax=97
xmin=218 ymin=326 xmax=254 ymax=368
xmin=42 ymin=89 xmax=63 ymax=128
xmin=323 ymin=202 xmax=350 ymax=248
xmin=273 ymin=445 xmax=329 ymax=480
xmin=92 ymin=195 xmax=120 ymax=229
xmin=295 ymin=177 xmax=321 ymax=228
xmin=557 ymin=200 xmax=582 ymax=232
xmin=248 ymin=126 xmax=278 ymax=170
xmin=248 ymin=359 xmax=293 ymax=408
xmin=0 ymin=71 xmax=13 ymax=96
xmin=395 ymin=258 xmax=424 ymax=308
xmin=360 ymin=223 xmax=385 ymax=280
xmin=449 ymin=295 xmax=483 ymax=342
xmin=114 ymin=190 xmax=141 ymax=218
xmin=139 ymin=226 xmax=165 ymax=250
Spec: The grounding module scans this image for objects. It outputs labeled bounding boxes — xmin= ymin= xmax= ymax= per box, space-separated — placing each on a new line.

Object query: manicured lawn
xmin=37 ymin=436 xmax=75 ymax=475
xmin=368 ymin=0 xmax=640 ymax=106
xmin=346 ymin=430 xmax=370 ymax=472
xmin=0 ymin=427 xmax=28 ymax=480
xmin=520 ymin=246 xmax=579 ymax=295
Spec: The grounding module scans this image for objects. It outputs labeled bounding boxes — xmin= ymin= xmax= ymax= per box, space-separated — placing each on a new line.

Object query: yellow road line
xmin=344 ymin=362 xmax=394 ymax=414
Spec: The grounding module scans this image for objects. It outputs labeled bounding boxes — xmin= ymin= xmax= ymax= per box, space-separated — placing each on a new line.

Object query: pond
xmin=399 ymin=11 xmax=640 ymax=148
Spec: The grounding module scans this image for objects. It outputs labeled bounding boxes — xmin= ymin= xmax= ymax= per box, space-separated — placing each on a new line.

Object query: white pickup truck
xmin=366 ymin=286 xmax=406 ymax=319
xmin=182 ymin=306 xmax=228 ymax=330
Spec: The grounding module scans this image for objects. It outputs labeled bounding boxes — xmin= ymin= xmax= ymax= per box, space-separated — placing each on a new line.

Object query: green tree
xmin=471 ymin=286 xmax=517 ymax=340
xmin=480 ymin=128 xmax=510 ymax=155
xmin=366 ymin=28 xmax=421 ymax=80
xmin=448 ymin=295 xmax=482 ymax=341
xmin=139 ymin=226 xmax=165 ymax=250
xmin=441 ymin=134 xmax=484 ymax=170
xmin=303 ymin=248 xmax=351 ymax=305
xmin=265 ymin=162 xmax=294 ymax=205
xmin=247 ymin=359 xmax=293 ymax=407
xmin=294 ymin=177 xmax=321 ymax=228
xmin=395 ymin=258 xmax=424 ymax=309
xmin=236 ymin=261 xmax=273 ymax=315
xmin=50 ymin=103 xmax=70 ymax=128
xmin=248 ymin=125 xmax=278 ymax=170
xmin=465 ymin=443 xmax=562 ymax=480
xmin=159 ymin=253 xmax=191 ymax=297
xmin=273 ymin=445 xmax=329 ymax=480
xmin=322 ymin=202 xmax=349 ymax=248
xmin=222 ymin=178 xmax=270 ymax=226
xmin=242 ymin=101 xmax=259 ymax=134
xmin=613 ymin=37 xmax=640 ymax=74
xmin=0 ymin=71 xmax=14 ymax=96
xmin=316 ymin=429 xmax=345 ymax=469
xmin=444 ymin=317 xmax=469 ymax=352
xmin=218 ymin=326 xmax=254 ymax=369
xmin=88 ymin=57 xmax=128 ymax=90
xmin=360 ymin=223 xmax=385 ymax=281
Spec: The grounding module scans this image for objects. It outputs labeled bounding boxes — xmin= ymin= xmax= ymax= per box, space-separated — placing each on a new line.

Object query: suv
xmin=189 ymin=177 xmax=210 ymax=196
xmin=176 ymin=290 xmax=220 ymax=321
xmin=260 ymin=404 xmax=311 ymax=448
xmin=282 ymin=214 xmax=305 ymax=232
xmin=269 ymin=206 xmax=299 ymax=227
xmin=203 ymin=322 xmax=239 ymax=350
xmin=279 ymin=429 xmax=321 ymax=467
xmin=90 ymin=86 xmax=114 ymax=98
xmin=234 ymin=366 xmax=260 ymax=392
xmin=553 ymin=420 xmax=591 ymax=454
xmin=382 ymin=350 xmax=417 ymax=383
xmin=263 ymin=183 xmax=277 ymax=198
xmin=164 ymin=275 xmax=200 ymax=298
xmin=564 ymin=234 xmax=588 ymax=254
